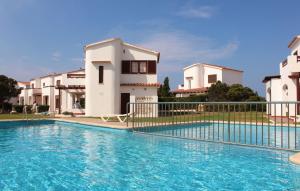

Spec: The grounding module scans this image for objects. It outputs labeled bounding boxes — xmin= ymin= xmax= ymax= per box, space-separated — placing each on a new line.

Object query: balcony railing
xmin=127 ymin=102 xmax=300 ymax=151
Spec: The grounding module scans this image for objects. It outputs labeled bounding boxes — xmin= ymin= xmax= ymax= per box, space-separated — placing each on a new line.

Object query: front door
xmin=121 ymin=93 xmax=130 ymax=114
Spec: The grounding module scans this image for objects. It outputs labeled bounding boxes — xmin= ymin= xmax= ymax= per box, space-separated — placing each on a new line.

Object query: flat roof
xmin=262 ymin=75 xmax=281 ymax=83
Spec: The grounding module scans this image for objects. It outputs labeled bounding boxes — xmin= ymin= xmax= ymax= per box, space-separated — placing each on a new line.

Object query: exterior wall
xmin=120 ymin=86 xmax=158 ymax=116
xmin=222 ymin=70 xmax=243 ymax=86
xmin=265 ymin=79 xmax=283 ymax=116
xmin=41 ymin=77 xmax=55 ymax=111
xmin=264 ymin=37 xmax=300 ymax=117
xmin=85 ymin=39 xmax=158 ymax=116
xmin=178 ymin=63 xmax=243 ymax=96
xmin=85 ymin=40 xmax=121 ymax=116
xmin=203 ymin=66 xmax=223 ymax=87
xmin=183 ymin=65 xmax=203 ymax=89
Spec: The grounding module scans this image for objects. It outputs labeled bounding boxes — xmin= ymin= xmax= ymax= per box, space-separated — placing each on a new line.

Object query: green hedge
xmin=37 ymin=105 xmax=49 ymax=113
xmin=13 ymin=105 xmax=24 ymax=113
xmin=0 ymin=102 xmax=13 ymax=113
xmin=158 ymin=94 xmax=208 ymax=103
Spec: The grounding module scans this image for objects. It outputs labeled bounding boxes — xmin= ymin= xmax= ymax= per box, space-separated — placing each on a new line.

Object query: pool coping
xmin=0 ymin=118 xmax=132 ymax=130
xmin=54 ymin=118 xmax=132 ymax=130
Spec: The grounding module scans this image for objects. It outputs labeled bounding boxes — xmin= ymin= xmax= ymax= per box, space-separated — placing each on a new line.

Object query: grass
xmin=132 ymin=111 xmax=272 ymax=124
xmin=0 ymin=114 xmax=51 ymax=120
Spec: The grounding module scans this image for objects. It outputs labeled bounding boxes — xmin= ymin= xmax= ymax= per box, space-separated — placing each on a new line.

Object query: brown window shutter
xmin=208 ymin=74 xmax=217 ymax=83
xmin=99 ymin=66 xmax=104 ymax=83
xmin=147 ymin=61 xmax=156 ymax=74
xmin=122 ymin=61 xmax=131 ymax=74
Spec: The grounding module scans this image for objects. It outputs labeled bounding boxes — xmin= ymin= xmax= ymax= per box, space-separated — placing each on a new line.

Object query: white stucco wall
xmin=222 ymin=70 xmax=243 ymax=86
xmin=180 ymin=63 xmax=243 ymax=91
xmin=85 ymin=39 xmax=159 ymax=116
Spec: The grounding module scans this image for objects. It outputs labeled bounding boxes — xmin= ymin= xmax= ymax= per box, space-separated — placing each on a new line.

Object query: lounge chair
xmin=100 ymin=113 xmax=132 ymax=123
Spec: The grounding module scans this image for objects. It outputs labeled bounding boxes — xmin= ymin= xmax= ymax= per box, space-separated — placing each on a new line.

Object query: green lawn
xmin=0 ymin=114 xmax=51 ymax=120
xmin=132 ymin=111 xmax=272 ymax=124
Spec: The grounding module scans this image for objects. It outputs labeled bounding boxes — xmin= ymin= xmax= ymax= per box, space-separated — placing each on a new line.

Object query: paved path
xmin=55 ymin=117 xmax=132 ymax=129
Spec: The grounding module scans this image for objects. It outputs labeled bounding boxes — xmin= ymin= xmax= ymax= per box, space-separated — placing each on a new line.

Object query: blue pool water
xmin=140 ymin=122 xmax=300 ymax=150
xmin=0 ymin=120 xmax=300 ymax=190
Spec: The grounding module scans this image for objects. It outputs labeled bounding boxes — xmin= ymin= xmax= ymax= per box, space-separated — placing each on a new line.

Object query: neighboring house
xmin=263 ymin=35 xmax=300 ymax=117
xmin=173 ymin=63 xmax=243 ymax=97
xmin=18 ymin=69 xmax=85 ymax=114
xmin=84 ymin=38 xmax=160 ymax=116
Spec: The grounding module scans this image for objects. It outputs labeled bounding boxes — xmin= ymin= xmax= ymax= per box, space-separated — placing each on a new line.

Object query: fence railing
xmin=127 ymin=102 xmax=300 ymax=151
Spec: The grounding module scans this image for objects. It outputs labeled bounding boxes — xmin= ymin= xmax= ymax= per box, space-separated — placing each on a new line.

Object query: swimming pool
xmin=136 ymin=122 xmax=300 ymax=150
xmin=0 ymin=120 xmax=300 ymax=190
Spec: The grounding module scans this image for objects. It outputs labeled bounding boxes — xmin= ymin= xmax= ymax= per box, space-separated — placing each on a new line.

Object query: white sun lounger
xmin=100 ymin=113 xmax=133 ymax=123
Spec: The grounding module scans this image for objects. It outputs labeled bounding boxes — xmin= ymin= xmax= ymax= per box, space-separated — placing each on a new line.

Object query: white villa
xmin=18 ymin=69 xmax=85 ymax=115
xmin=17 ymin=38 xmax=160 ymax=117
xmin=84 ymin=38 xmax=160 ymax=116
xmin=173 ymin=63 xmax=243 ymax=97
xmin=263 ymin=35 xmax=300 ymax=117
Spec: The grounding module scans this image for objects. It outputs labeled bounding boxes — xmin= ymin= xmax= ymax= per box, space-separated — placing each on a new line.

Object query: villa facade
xmin=173 ymin=63 xmax=243 ymax=97
xmin=84 ymin=38 xmax=160 ymax=116
xmin=18 ymin=69 xmax=85 ymax=114
xmin=16 ymin=38 xmax=159 ymax=117
xmin=263 ymin=35 xmax=300 ymax=117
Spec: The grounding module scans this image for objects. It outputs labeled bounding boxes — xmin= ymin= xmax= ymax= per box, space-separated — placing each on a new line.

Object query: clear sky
xmin=0 ymin=0 xmax=299 ymax=95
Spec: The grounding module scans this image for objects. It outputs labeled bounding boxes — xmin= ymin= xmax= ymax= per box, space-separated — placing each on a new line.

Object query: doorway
xmin=120 ymin=93 xmax=130 ymax=114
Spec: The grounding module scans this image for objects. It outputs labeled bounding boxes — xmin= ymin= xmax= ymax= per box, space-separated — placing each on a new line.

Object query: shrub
xmin=159 ymin=94 xmax=208 ymax=103
xmin=62 ymin=111 xmax=73 ymax=116
xmin=0 ymin=102 xmax=12 ymax=113
xmin=25 ymin=105 xmax=32 ymax=114
xmin=13 ymin=105 xmax=24 ymax=113
xmin=37 ymin=105 xmax=49 ymax=113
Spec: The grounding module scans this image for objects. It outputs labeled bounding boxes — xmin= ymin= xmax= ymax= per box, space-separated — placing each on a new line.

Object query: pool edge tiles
xmin=0 ymin=118 xmax=132 ymax=130
xmin=54 ymin=118 xmax=132 ymax=130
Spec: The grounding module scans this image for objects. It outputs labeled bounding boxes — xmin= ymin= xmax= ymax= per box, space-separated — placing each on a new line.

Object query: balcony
xmin=297 ymin=56 xmax=300 ymax=62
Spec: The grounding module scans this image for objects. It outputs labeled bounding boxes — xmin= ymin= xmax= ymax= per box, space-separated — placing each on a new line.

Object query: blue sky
xmin=0 ymin=0 xmax=299 ymax=95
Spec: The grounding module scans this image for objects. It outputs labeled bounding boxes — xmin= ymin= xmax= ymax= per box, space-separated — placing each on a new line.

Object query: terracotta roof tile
xmin=120 ymin=83 xmax=160 ymax=87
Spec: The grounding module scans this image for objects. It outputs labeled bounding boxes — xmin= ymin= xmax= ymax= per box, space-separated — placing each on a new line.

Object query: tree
xmin=207 ymin=82 xmax=262 ymax=102
xmin=0 ymin=75 xmax=20 ymax=108
xmin=226 ymin=84 xmax=256 ymax=101
xmin=158 ymin=77 xmax=171 ymax=97
xmin=207 ymin=81 xmax=229 ymax=101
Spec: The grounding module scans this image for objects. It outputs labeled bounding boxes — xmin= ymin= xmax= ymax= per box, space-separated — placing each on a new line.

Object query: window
xmin=121 ymin=61 xmax=131 ymax=74
xmin=139 ymin=62 xmax=147 ymax=73
xmin=32 ymin=83 xmax=34 ymax=88
xmin=43 ymin=83 xmax=46 ymax=87
xmin=208 ymin=74 xmax=217 ymax=83
xmin=131 ymin=62 xmax=139 ymax=73
xmin=147 ymin=61 xmax=156 ymax=74
xmin=121 ymin=60 xmax=157 ymax=74
xmin=56 ymin=80 xmax=61 ymax=86
xmin=99 ymin=66 xmax=104 ymax=83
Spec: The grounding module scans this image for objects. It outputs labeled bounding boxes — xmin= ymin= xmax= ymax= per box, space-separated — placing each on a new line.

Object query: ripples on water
xmin=0 ymin=121 xmax=299 ymax=190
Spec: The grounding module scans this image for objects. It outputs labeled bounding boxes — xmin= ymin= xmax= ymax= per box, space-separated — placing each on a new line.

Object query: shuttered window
xmin=121 ymin=61 xmax=131 ymax=74
xmin=99 ymin=66 xmax=104 ymax=83
xmin=121 ymin=60 xmax=156 ymax=74
xmin=208 ymin=74 xmax=217 ymax=83
xmin=147 ymin=61 xmax=156 ymax=74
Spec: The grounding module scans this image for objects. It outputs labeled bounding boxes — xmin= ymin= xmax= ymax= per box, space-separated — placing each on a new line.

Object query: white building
xmin=174 ymin=63 xmax=243 ymax=97
xmin=84 ymin=38 xmax=160 ymax=116
xmin=263 ymin=35 xmax=300 ymax=117
xmin=18 ymin=69 xmax=85 ymax=114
